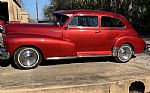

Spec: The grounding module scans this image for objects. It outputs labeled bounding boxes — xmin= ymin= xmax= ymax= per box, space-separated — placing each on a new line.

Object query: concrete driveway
xmin=1 ymin=56 xmax=150 ymax=93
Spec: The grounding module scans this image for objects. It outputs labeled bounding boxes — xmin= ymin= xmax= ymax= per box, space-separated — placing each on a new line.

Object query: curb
xmin=0 ymin=77 xmax=150 ymax=93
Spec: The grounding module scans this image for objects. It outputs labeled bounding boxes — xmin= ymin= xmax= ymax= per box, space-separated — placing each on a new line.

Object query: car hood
xmin=4 ymin=23 xmax=63 ymax=38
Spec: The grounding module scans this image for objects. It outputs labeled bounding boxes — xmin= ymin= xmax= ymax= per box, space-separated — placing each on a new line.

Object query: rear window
xmin=101 ymin=16 xmax=125 ymax=27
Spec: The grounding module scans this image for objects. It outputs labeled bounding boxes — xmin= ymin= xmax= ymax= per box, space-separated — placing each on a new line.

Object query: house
xmin=0 ymin=0 xmax=29 ymax=23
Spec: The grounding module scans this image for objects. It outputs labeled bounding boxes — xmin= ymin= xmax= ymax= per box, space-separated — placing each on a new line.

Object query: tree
xmin=43 ymin=0 xmax=150 ymax=36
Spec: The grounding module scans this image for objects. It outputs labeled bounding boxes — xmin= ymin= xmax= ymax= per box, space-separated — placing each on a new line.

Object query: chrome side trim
xmin=46 ymin=54 xmax=112 ymax=60
xmin=79 ymin=54 xmax=112 ymax=58
xmin=47 ymin=56 xmax=78 ymax=60
xmin=48 ymin=30 xmax=61 ymax=33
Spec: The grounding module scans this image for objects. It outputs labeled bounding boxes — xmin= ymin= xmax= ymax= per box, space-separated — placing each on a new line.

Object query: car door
xmin=63 ymin=15 xmax=106 ymax=55
xmin=99 ymin=16 xmax=127 ymax=51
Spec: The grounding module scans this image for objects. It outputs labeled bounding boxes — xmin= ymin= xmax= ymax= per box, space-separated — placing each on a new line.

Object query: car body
xmin=0 ymin=10 xmax=146 ymax=69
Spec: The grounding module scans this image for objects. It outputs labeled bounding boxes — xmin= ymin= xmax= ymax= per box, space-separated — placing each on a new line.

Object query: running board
xmin=46 ymin=54 xmax=112 ymax=60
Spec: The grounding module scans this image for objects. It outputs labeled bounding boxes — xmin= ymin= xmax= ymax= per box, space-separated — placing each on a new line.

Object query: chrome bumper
xmin=146 ymin=44 xmax=150 ymax=52
xmin=0 ymin=47 xmax=10 ymax=60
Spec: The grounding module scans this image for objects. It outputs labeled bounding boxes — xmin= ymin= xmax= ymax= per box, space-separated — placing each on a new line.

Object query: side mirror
xmin=64 ymin=26 xmax=68 ymax=30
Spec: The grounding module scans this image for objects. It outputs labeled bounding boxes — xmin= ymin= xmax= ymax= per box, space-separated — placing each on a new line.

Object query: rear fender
xmin=113 ymin=36 xmax=146 ymax=55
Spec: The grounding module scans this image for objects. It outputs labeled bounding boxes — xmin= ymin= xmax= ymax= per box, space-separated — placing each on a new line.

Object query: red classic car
xmin=0 ymin=10 xmax=146 ymax=69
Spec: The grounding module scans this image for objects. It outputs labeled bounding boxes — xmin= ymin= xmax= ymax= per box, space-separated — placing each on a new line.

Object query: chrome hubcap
xmin=118 ymin=46 xmax=132 ymax=62
xmin=18 ymin=48 xmax=39 ymax=67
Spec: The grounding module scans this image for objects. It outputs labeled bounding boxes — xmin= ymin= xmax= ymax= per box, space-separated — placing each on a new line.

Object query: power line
xmin=36 ymin=0 xmax=38 ymax=22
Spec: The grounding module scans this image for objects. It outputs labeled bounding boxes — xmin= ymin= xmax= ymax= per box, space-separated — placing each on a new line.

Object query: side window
xmin=68 ymin=16 xmax=78 ymax=27
xmin=68 ymin=16 xmax=98 ymax=27
xmin=101 ymin=16 xmax=125 ymax=27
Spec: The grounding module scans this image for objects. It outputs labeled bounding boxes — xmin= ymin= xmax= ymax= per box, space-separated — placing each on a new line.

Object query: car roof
xmin=53 ymin=10 xmax=131 ymax=28
xmin=53 ymin=10 xmax=121 ymax=17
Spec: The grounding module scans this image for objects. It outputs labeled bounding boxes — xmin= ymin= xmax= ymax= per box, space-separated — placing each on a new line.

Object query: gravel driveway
xmin=131 ymin=51 xmax=150 ymax=66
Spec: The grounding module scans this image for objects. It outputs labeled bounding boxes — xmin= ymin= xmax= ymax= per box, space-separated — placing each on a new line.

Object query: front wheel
xmin=114 ymin=44 xmax=133 ymax=63
xmin=14 ymin=47 xmax=42 ymax=70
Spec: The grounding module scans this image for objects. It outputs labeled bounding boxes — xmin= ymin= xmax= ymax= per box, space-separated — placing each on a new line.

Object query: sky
xmin=22 ymin=0 xmax=50 ymax=20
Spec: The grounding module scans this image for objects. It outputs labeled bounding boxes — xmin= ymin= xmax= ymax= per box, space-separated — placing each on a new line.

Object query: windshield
xmin=53 ymin=14 xmax=69 ymax=25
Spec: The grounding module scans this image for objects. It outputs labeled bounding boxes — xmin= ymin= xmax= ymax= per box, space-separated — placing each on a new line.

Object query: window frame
xmin=100 ymin=16 xmax=126 ymax=29
xmin=67 ymin=15 xmax=99 ymax=28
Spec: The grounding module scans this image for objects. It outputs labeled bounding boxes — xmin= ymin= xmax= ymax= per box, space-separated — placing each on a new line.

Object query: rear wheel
xmin=115 ymin=44 xmax=133 ymax=63
xmin=14 ymin=47 xmax=42 ymax=70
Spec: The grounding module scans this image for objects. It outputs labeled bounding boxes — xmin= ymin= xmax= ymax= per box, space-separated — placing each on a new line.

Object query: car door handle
xmin=95 ymin=30 xmax=100 ymax=33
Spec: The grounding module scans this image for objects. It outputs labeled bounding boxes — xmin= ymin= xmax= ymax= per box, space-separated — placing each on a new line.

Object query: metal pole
xmin=36 ymin=0 xmax=38 ymax=22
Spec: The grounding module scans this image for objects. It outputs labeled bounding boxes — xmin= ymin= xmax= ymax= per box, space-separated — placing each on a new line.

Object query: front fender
xmin=113 ymin=36 xmax=146 ymax=54
xmin=4 ymin=35 xmax=77 ymax=59
xmin=4 ymin=35 xmax=61 ymax=59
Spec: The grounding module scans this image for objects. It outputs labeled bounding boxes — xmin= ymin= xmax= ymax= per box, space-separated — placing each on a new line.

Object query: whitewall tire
xmin=14 ymin=47 xmax=42 ymax=69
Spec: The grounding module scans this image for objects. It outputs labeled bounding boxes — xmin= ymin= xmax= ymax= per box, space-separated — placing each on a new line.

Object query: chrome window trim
xmin=46 ymin=54 xmax=112 ymax=60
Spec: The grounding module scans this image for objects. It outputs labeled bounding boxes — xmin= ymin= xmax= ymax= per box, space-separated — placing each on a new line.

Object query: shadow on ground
xmin=40 ymin=56 xmax=117 ymax=66
xmin=0 ymin=56 xmax=132 ymax=68
xmin=0 ymin=59 xmax=11 ymax=67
